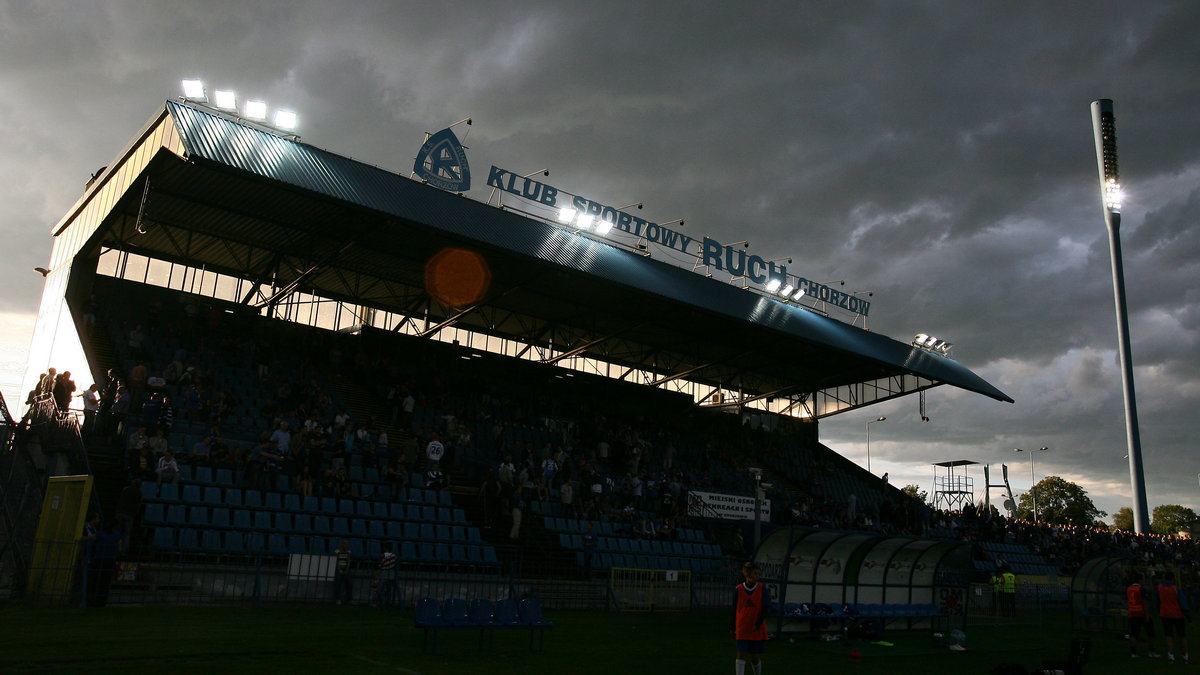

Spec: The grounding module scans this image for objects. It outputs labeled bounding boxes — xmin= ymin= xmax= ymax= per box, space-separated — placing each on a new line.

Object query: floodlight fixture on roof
xmin=214 ymin=89 xmax=237 ymax=110
xmin=243 ymin=99 xmax=268 ymax=121
xmin=792 ymin=288 xmax=806 ymax=301
xmin=576 ymin=213 xmax=594 ymax=230
xmin=181 ymin=79 xmax=206 ymax=101
xmin=765 ymin=278 xmax=782 ymax=293
xmin=274 ymin=109 xmax=298 ymax=131
xmin=594 ymin=218 xmax=613 ymax=235
xmin=557 ymin=207 xmax=577 ymax=224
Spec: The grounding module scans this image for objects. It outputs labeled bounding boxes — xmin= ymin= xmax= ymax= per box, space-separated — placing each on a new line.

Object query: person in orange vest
xmin=1126 ymin=576 xmax=1160 ymax=658
xmin=731 ymin=561 xmax=770 ymax=675
xmin=1158 ymin=577 xmax=1191 ymax=665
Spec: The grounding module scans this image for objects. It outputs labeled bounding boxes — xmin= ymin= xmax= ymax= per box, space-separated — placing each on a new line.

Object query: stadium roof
xmin=57 ymin=100 xmax=1011 ymax=417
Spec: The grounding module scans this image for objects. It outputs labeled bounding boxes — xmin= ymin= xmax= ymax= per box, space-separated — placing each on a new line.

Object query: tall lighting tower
xmin=1091 ymin=99 xmax=1149 ymax=534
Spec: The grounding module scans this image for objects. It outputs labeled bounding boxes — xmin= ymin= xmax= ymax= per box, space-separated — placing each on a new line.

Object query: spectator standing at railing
xmin=79 ymin=384 xmax=100 ymax=434
xmin=53 ymin=371 xmax=76 ymax=412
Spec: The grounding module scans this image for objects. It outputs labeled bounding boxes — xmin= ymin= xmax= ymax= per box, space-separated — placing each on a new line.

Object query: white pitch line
xmin=352 ymin=654 xmax=423 ymax=674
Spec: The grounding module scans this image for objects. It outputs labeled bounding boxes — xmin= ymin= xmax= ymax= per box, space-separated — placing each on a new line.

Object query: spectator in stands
xmin=128 ymin=426 xmax=149 ymax=454
xmin=129 ymin=445 xmax=155 ymax=482
xmin=146 ymin=427 xmax=168 ymax=454
xmin=425 ymin=430 xmax=445 ymax=469
xmin=79 ymin=383 xmax=100 ymax=434
xmin=260 ymin=437 xmax=286 ymax=491
xmin=374 ymin=542 xmax=398 ymax=607
xmin=114 ymin=478 xmax=142 ymax=542
xmin=158 ymin=395 xmax=175 ymax=436
xmin=127 ymin=324 xmax=147 ymax=361
xmin=190 ymin=436 xmax=214 ymax=465
xmin=386 ymin=455 xmax=409 ymax=493
xmin=334 ymin=539 xmax=353 ymax=605
xmin=582 ymin=522 xmax=597 ymax=578
xmin=560 ymin=480 xmax=575 ymax=518
xmin=140 ymin=393 xmax=163 ymax=435
xmin=53 ymin=371 xmax=76 ymax=412
xmin=269 ymin=421 xmax=292 ymax=456
xmin=37 ymin=367 xmax=57 ymax=398
xmin=425 ymin=462 xmax=447 ymax=491
xmin=295 ymin=465 xmax=315 ymax=498
xmin=480 ymin=470 xmax=502 ymax=530
xmin=509 ymin=488 xmax=524 ymax=541
xmin=155 ymin=450 xmax=179 ymax=484
xmin=129 ymin=361 xmax=148 ymax=404
xmin=497 ymin=455 xmax=515 ymax=492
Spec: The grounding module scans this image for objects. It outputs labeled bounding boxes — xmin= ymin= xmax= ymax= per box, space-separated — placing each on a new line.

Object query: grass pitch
xmin=0 ymin=603 xmax=1179 ymax=674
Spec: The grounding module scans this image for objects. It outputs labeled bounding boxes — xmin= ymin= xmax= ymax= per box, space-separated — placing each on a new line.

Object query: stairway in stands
xmin=80 ymin=323 xmax=129 ymax=518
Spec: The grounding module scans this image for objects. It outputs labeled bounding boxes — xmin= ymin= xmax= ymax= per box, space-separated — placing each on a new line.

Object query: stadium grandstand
xmin=5 ymin=96 xmax=1192 ymax=628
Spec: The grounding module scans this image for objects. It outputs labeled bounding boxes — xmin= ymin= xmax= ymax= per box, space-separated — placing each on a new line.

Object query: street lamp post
xmin=1013 ymin=447 xmax=1048 ymax=521
xmin=866 ymin=416 xmax=886 ymax=473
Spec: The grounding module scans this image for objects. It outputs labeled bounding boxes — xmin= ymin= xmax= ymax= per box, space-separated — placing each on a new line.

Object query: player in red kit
xmin=732 ymin=561 xmax=770 ymax=675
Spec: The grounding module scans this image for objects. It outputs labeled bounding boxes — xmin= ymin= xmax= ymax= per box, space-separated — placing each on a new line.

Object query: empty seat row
xmin=142 ymin=483 xmax=454 ymax=514
xmin=150 ymin=527 xmax=500 ymax=564
xmin=577 ymin=551 xmax=722 ymax=574
xmin=542 ymin=517 xmax=707 ymax=543
xmin=557 ymin=533 xmax=719 ymax=558
xmin=143 ymin=504 xmax=479 ymax=541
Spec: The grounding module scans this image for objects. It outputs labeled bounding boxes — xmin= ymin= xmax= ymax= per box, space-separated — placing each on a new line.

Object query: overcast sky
xmin=1 ymin=1 xmax=1197 ymax=519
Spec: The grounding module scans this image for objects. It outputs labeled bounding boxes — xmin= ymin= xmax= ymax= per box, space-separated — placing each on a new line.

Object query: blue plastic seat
xmin=292 ymin=514 xmax=312 ymax=533
xmin=224 ymin=488 xmax=243 ymax=508
xmin=435 ymin=524 xmax=451 ymax=541
xmin=243 ymin=490 xmax=263 ymax=509
xmin=494 ymin=599 xmax=520 ymax=626
xmin=189 ymin=506 xmax=210 ymax=527
xmin=418 ymin=523 xmax=435 ymax=541
xmin=264 ymin=492 xmax=283 ymax=511
xmin=151 ymin=527 xmax=175 ymax=549
xmin=442 ymin=598 xmax=471 ymax=625
xmin=140 ymin=481 xmax=159 ymax=501
xmin=401 ymin=541 xmax=418 ymax=561
xmin=194 ymin=466 xmax=214 ymax=485
xmin=283 ymin=493 xmax=301 ymax=512
xmin=275 ymin=513 xmax=294 ymax=532
xmin=470 ymin=598 xmax=495 ymax=626
xmin=210 ymin=508 xmax=231 ymax=529
xmin=332 ymin=518 xmax=351 ymax=537
xmin=143 ymin=502 xmax=166 ymax=525
xmin=181 ymin=485 xmax=203 ymax=505
xmin=415 ymin=597 xmax=447 ymax=627
xmin=178 ymin=528 xmax=201 ymax=552
xmin=200 ymin=529 xmax=223 ymax=552
xmin=253 ymin=511 xmax=273 ymax=531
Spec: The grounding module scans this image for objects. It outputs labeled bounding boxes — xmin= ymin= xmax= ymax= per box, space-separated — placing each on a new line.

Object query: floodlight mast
xmin=1091 ymin=99 xmax=1149 ymax=534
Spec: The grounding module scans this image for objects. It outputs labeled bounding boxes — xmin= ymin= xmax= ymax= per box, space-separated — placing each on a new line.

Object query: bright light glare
xmin=181 ymin=79 xmax=205 ymax=100
xmin=557 ymin=207 xmax=577 ymax=224
xmin=792 ymin=288 xmax=806 ymax=300
xmin=243 ymin=100 xmax=268 ymax=120
xmin=594 ymin=219 xmax=613 ymax=235
xmin=765 ymin=279 xmax=781 ymax=293
xmin=780 ymin=284 xmax=794 ymax=297
xmin=214 ymin=90 xmax=237 ymax=110
xmin=1104 ymin=179 xmax=1123 ymax=211
xmin=576 ymin=213 xmax=594 ymax=230
xmin=274 ymin=110 xmax=298 ymax=131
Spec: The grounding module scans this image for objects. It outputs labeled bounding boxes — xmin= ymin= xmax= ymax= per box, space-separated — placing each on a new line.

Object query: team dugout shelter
xmin=24 ymin=98 xmax=1011 ymax=436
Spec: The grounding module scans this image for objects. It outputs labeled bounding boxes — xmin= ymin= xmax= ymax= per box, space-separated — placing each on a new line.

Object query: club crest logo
xmin=414 ymin=128 xmax=471 ymax=191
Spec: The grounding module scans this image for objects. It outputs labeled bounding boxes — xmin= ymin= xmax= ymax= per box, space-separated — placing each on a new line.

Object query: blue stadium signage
xmin=413 ymin=128 xmax=471 ymax=191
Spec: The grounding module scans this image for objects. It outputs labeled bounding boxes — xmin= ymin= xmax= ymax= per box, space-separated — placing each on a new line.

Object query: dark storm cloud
xmin=1 ymin=0 xmax=1197 ymax=514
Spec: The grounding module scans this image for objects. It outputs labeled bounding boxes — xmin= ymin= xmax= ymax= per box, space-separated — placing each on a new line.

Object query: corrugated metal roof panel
xmin=166 ymin=100 xmax=1010 ymax=403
